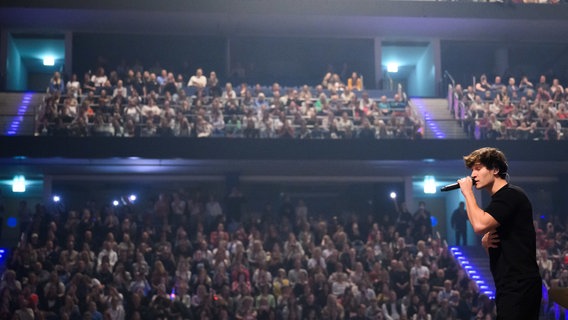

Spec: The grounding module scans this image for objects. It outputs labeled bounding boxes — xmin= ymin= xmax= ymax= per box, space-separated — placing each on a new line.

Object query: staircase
xmin=411 ymin=98 xmax=469 ymax=139
xmin=0 ymin=92 xmax=44 ymax=136
xmin=450 ymin=246 xmax=496 ymax=299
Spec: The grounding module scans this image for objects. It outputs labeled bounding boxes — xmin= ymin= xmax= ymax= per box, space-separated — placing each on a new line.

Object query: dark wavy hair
xmin=463 ymin=147 xmax=508 ymax=179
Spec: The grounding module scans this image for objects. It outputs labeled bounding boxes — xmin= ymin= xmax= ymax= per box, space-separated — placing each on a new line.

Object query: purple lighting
xmin=412 ymin=98 xmax=446 ymax=139
xmin=5 ymin=93 xmax=33 ymax=136
xmin=450 ymin=246 xmax=495 ymax=299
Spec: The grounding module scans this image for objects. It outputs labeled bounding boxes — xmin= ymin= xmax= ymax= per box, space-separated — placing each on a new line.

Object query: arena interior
xmin=1 ymin=1 xmax=568 ymax=319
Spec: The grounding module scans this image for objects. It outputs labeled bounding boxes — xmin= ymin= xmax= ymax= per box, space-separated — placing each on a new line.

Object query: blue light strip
xmin=449 ymin=246 xmax=495 ymax=299
xmin=411 ymin=98 xmax=446 ymax=139
xmin=6 ymin=93 xmax=33 ymax=136
xmin=0 ymin=248 xmax=7 ymax=268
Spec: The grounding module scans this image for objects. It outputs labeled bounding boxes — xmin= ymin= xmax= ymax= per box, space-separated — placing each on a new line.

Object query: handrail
xmin=444 ymin=70 xmax=455 ymax=88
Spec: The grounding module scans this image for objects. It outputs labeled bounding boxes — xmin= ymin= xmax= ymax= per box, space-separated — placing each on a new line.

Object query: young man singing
xmin=457 ymin=147 xmax=541 ymax=320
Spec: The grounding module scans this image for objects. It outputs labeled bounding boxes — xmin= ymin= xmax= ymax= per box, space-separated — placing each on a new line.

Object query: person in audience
xmin=475 ymin=74 xmax=491 ymax=93
xmin=221 ymin=82 xmax=237 ymax=105
xmin=91 ymin=67 xmax=108 ymax=88
xmin=187 ymin=68 xmax=207 ymax=89
xmin=144 ymin=73 xmax=160 ymax=97
xmin=207 ymin=71 xmax=221 ymax=97
xmin=0 ymin=181 xmax=516 ymax=320
xmin=112 ymin=80 xmax=128 ymax=100
xmin=536 ymin=74 xmax=550 ymax=92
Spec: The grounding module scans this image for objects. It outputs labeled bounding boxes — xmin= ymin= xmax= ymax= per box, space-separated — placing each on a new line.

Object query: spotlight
xmin=112 ymin=200 xmax=119 ymax=207
xmin=53 ymin=195 xmax=61 ymax=203
xmin=389 ymin=192 xmax=397 ymax=199
xmin=129 ymin=194 xmax=137 ymax=202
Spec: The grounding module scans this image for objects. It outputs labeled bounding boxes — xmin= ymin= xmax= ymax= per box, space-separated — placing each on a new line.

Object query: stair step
xmin=450 ymin=246 xmax=496 ymax=299
xmin=412 ymin=98 xmax=469 ymax=139
xmin=0 ymin=92 xmax=43 ymax=135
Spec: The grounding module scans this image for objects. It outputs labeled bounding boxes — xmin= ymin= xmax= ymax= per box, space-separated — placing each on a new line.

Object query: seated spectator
xmin=112 ymin=80 xmax=128 ymax=100
xmin=129 ymin=270 xmax=151 ymax=297
xmin=91 ymin=67 xmax=108 ymax=88
xmin=144 ymin=73 xmax=160 ymax=96
xmin=231 ymin=267 xmax=252 ymax=296
xmin=551 ymin=78 xmax=564 ymax=101
xmin=347 ymin=72 xmax=363 ymax=91
xmin=247 ymin=239 xmax=267 ymax=268
xmin=252 ymin=264 xmax=273 ymax=291
xmin=475 ymin=74 xmax=491 ymax=93
xmin=235 ymin=295 xmax=256 ymax=320
xmin=187 ymin=68 xmax=207 ymax=90
xmin=491 ymin=76 xmax=505 ymax=93
xmin=321 ymin=294 xmax=345 ymax=319
xmin=157 ymin=69 xmax=168 ymax=87
xmin=221 ymin=82 xmax=237 ymax=105
xmin=162 ymin=73 xmax=178 ymax=97
xmin=519 ymin=75 xmax=534 ymax=93
xmin=242 ymin=110 xmax=259 ymax=138
xmin=536 ymin=74 xmax=550 ymax=92
xmin=66 ymin=73 xmax=81 ymax=99
xmin=210 ymin=109 xmax=225 ymax=137
xmin=97 ymin=241 xmax=118 ymax=271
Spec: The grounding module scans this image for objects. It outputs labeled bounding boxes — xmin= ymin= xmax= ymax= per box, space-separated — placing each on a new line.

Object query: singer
xmin=457 ymin=147 xmax=541 ymax=320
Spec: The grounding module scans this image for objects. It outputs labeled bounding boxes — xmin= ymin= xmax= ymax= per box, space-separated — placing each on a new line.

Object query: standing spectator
xmin=451 ymin=202 xmax=468 ymax=246
xmin=413 ymin=201 xmax=432 ymax=241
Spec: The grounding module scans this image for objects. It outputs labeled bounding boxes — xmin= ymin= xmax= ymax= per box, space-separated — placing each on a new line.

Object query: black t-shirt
xmin=485 ymin=184 xmax=541 ymax=289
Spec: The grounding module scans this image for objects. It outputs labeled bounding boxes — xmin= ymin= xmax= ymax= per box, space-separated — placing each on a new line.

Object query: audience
xmin=3 ymin=186 xmax=535 ymax=320
xmin=36 ymin=64 xmax=424 ymax=140
xmin=452 ymin=73 xmax=567 ymax=140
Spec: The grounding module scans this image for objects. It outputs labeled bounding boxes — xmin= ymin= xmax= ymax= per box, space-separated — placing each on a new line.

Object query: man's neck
xmin=490 ymin=177 xmax=508 ymax=195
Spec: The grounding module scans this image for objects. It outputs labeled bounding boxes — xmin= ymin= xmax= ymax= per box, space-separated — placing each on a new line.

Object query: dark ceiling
xmin=1 ymin=2 xmax=568 ymax=42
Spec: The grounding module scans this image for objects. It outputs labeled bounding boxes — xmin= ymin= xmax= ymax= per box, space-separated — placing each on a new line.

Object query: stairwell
xmin=0 ymin=92 xmax=44 ymax=136
xmin=411 ymin=98 xmax=469 ymax=139
xmin=451 ymin=246 xmax=496 ymax=299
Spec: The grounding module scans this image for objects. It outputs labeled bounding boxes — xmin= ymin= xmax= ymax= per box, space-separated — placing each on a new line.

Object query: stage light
xmin=43 ymin=56 xmax=55 ymax=66
xmin=53 ymin=195 xmax=61 ymax=202
xmin=12 ymin=175 xmax=26 ymax=193
xmin=112 ymin=200 xmax=119 ymax=207
xmin=129 ymin=194 xmax=137 ymax=202
xmin=424 ymin=175 xmax=436 ymax=194
xmin=389 ymin=192 xmax=397 ymax=199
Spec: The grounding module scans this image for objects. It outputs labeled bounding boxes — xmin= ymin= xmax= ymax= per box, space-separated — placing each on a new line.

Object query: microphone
xmin=440 ymin=177 xmax=476 ymax=192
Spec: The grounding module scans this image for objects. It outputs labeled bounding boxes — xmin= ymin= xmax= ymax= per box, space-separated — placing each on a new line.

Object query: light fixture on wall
xmin=43 ymin=56 xmax=55 ymax=66
xmin=12 ymin=175 xmax=26 ymax=193
xmin=387 ymin=63 xmax=399 ymax=73
xmin=423 ymin=175 xmax=436 ymax=194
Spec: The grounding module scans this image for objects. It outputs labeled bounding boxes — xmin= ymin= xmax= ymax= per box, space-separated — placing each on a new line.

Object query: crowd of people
xmin=451 ymin=74 xmax=568 ymax=140
xmin=1 ymin=187 xmax=512 ymax=320
xmin=37 ymin=66 xmax=423 ymax=140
